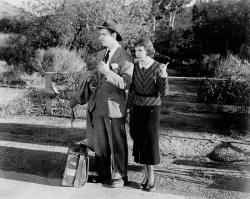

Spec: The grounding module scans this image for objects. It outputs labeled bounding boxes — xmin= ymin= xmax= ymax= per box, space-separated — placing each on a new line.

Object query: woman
xmin=127 ymin=38 xmax=169 ymax=191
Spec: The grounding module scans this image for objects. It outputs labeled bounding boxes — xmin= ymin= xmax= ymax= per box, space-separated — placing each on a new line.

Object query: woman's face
xmin=134 ymin=46 xmax=147 ymax=62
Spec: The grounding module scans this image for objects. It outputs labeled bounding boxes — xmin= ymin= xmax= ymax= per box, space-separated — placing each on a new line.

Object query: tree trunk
xmin=169 ymin=10 xmax=176 ymax=30
xmin=171 ymin=10 xmax=176 ymax=29
xmin=153 ymin=16 xmax=156 ymax=31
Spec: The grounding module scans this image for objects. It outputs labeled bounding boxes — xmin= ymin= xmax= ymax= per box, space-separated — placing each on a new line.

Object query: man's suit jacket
xmin=88 ymin=46 xmax=134 ymax=118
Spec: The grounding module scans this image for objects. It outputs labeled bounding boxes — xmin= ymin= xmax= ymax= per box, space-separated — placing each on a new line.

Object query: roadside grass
xmin=0 ymin=86 xmax=85 ymax=118
xmin=0 ymin=87 xmax=31 ymax=116
xmin=0 ymin=60 xmax=8 ymax=73
xmin=0 ymin=33 xmax=11 ymax=47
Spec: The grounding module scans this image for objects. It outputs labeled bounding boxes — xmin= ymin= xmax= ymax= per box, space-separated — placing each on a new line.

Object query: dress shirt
xmin=105 ymin=42 xmax=121 ymax=65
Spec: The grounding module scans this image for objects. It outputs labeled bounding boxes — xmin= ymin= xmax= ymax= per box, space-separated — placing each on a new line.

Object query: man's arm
xmin=105 ymin=53 xmax=134 ymax=90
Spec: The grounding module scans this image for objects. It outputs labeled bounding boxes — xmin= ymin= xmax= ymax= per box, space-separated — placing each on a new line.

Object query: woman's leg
xmin=141 ymin=164 xmax=148 ymax=184
xmin=147 ymin=165 xmax=154 ymax=186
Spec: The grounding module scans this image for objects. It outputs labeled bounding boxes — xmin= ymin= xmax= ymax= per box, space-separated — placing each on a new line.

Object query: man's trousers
xmin=93 ymin=115 xmax=128 ymax=179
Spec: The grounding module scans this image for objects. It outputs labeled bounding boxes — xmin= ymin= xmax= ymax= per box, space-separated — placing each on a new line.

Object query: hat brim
xmin=97 ymin=26 xmax=122 ymax=41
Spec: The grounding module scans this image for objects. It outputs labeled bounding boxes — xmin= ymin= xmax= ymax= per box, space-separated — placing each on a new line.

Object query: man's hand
xmin=98 ymin=61 xmax=110 ymax=76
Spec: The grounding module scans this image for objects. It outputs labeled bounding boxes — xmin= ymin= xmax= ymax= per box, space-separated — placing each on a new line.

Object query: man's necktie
xmin=103 ymin=50 xmax=110 ymax=64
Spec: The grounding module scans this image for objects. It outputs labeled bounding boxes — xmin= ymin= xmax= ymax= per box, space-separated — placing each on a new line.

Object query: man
xmin=89 ymin=18 xmax=134 ymax=188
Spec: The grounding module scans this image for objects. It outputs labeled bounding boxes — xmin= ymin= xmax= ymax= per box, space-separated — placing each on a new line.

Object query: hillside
xmin=0 ymin=0 xmax=26 ymax=19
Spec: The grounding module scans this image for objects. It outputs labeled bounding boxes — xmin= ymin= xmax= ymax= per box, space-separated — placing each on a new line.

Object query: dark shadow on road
xmin=160 ymin=111 xmax=249 ymax=137
xmin=0 ymin=146 xmax=96 ymax=186
xmin=173 ymin=159 xmax=250 ymax=172
xmin=153 ymin=159 xmax=250 ymax=193
xmin=0 ymin=123 xmax=86 ymax=146
xmin=209 ymin=174 xmax=250 ymax=193
xmin=0 ymin=122 xmax=90 ymax=186
xmin=0 ymin=146 xmax=66 ymax=186
xmin=128 ymin=164 xmax=144 ymax=172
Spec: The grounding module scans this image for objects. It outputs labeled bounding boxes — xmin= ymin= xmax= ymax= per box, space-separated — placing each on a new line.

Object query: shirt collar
xmin=107 ymin=42 xmax=120 ymax=54
xmin=139 ymin=57 xmax=154 ymax=69
xmin=105 ymin=42 xmax=120 ymax=64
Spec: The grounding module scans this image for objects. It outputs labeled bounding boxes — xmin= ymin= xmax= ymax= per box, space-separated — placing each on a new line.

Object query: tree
xmin=151 ymin=0 xmax=194 ymax=30
xmin=192 ymin=0 xmax=250 ymax=57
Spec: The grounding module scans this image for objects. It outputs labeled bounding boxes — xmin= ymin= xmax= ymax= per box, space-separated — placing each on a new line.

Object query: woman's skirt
xmin=130 ymin=104 xmax=160 ymax=165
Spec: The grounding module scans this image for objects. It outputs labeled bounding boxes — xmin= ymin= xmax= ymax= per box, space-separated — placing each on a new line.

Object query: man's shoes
xmin=88 ymin=175 xmax=110 ymax=184
xmin=109 ymin=178 xmax=125 ymax=188
xmin=122 ymin=176 xmax=128 ymax=186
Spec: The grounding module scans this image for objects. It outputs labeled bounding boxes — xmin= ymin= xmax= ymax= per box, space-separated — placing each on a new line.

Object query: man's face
xmin=99 ymin=29 xmax=115 ymax=47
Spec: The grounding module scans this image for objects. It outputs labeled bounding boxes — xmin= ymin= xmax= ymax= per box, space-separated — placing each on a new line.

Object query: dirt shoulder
xmin=0 ymin=116 xmax=249 ymax=199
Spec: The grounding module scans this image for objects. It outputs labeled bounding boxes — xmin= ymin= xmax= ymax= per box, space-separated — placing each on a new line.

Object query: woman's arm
xmin=156 ymin=63 xmax=169 ymax=96
xmin=126 ymin=74 xmax=135 ymax=110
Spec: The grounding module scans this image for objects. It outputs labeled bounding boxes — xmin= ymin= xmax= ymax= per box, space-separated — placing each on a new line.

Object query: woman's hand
xmin=159 ymin=63 xmax=169 ymax=77
xmin=126 ymin=109 xmax=131 ymax=124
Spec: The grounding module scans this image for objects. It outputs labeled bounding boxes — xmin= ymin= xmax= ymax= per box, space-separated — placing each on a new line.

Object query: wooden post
xmin=44 ymin=72 xmax=59 ymax=115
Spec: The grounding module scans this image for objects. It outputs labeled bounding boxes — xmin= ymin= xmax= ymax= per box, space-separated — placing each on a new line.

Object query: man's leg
xmin=93 ymin=115 xmax=111 ymax=180
xmin=104 ymin=117 xmax=128 ymax=186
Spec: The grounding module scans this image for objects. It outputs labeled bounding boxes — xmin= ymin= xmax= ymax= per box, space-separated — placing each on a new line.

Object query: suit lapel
xmin=109 ymin=46 xmax=122 ymax=64
xmin=98 ymin=47 xmax=122 ymax=80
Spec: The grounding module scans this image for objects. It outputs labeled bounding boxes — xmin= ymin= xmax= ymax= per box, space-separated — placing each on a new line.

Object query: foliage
xmin=41 ymin=47 xmax=85 ymax=73
xmin=197 ymin=78 xmax=250 ymax=111
xmin=152 ymin=3 xmax=194 ymax=64
xmin=0 ymin=34 xmax=34 ymax=73
xmin=20 ymin=72 xmax=44 ymax=88
xmin=200 ymin=54 xmax=221 ymax=77
xmin=20 ymin=0 xmax=154 ymax=53
xmin=0 ymin=0 xmax=154 ymax=72
xmin=0 ymin=70 xmax=26 ymax=86
xmin=0 ymin=87 xmax=84 ymax=117
xmin=120 ymin=0 xmax=153 ymax=52
xmin=192 ymin=0 xmax=250 ymax=57
xmin=0 ymin=16 xmax=30 ymax=34
xmin=0 ymin=90 xmax=33 ymax=116
xmin=0 ymin=60 xmax=8 ymax=73
xmin=151 ymin=0 xmax=192 ymax=29
xmin=197 ymin=54 xmax=250 ymax=110
xmin=216 ymin=54 xmax=250 ymax=80
xmin=1 ymin=0 xmax=250 ymax=79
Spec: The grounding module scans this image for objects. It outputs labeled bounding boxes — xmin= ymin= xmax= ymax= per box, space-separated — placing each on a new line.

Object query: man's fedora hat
xmin=97 ymin=18 xmax=122 ymax=41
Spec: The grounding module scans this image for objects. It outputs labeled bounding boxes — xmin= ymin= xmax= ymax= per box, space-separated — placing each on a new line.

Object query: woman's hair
xmin=134 ymin=38 xmax=155 ymax=58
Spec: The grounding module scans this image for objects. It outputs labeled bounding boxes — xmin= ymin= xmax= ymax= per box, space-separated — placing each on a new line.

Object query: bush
xmin=197 ymin=79 xmax=250 ymax=111
xmin=192 ymin=0 xmax=250 ymax=57
xmin=197 ymin=54 xmax=250 ymax=111
xmin=41 ymin=47 xmax=86 ymax=73
xmin=0 ymin=87 xmax=85 ymax=117
xmin=0 ymin=70 xmax=26 ymax=86
xmin=20 ymin=72 xmax=44 ymax=88
xmin=200 ymin=54 xmax=221 ymax=77
xmin=0 ymin=91 xmax=33 ymax=116
xmin=216 ymin=54 xmax=250 ymax=80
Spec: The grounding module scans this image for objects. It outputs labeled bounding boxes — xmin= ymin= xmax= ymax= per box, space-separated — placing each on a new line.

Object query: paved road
xmin=0 ymin=137 xmax=192 ymax=199
xmin=0 ymin=171 xmax=187 ymax=199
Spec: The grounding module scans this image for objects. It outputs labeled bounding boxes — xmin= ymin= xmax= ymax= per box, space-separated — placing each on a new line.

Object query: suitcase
xmin=62 ymin=143 xmax=89 ymax=187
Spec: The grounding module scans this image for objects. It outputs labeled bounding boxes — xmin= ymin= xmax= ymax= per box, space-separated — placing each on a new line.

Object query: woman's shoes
xmin=139 ymin=180 xmax=148 ymax=189
xmin=140 ymin=180 xmax=156 ymax=192
xmin=146 ymin=183 xmax=156 ymax=192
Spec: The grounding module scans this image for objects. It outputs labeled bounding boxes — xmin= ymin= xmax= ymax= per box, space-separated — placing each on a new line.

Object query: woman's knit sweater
xmin=127 ymin=60 xmax=169 ymax=108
